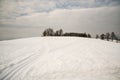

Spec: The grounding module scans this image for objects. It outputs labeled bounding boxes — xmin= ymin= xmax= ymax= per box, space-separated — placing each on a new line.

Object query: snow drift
xmin=0 ymin=37 xmax=120 ymax=80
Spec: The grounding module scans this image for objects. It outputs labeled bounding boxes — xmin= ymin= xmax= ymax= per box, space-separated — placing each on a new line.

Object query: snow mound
xmin=0 ymin=37 xmax=120 ymax=80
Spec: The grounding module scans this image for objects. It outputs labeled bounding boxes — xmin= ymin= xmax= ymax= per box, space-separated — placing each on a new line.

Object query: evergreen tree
xmin=111 ymin=32 xmax=118 ymax=41
xmin=111 ymin=32 xmax=114 ymax=41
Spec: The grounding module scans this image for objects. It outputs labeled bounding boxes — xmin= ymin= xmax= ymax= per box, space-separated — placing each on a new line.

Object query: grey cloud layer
xmin=0 ymin=0 xmax=120 ymax=40
xmin=0 ymin=0 xmax=120 ymax=20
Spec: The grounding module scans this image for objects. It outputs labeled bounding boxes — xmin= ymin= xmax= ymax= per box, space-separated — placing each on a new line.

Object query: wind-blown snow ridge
xmin=0 ymin=37 xmax=120 ymax=80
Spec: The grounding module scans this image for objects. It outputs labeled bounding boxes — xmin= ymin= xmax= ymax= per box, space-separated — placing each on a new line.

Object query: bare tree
xmin=96 ymin=34 xmax=99 ymax=39
xmin=55 ymin=29 xmax=63 ymax=36
xmin=87 ymin=34 xmax=91 ymax=38
xmin=43 ymin=28 xmax=54 ymax=36
xmin=106 ymin=32 xmax=110 ymax=41
xmin=100 ymin=34 xmax=105 ymax=40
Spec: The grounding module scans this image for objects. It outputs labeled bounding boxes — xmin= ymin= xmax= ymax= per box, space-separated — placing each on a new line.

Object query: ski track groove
xmin=0 ymin=41 xmax=49 ymax=80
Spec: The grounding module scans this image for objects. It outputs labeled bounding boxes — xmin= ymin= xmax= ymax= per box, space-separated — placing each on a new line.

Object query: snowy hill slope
xmin=0 ymin=37 xmax=120 ymax=80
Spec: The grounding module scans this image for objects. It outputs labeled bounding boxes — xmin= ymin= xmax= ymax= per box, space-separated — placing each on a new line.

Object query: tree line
xmin=96 ymin=32 xmax=119 ymax=42
xmin=42 ymin=28 xmax=91 ymax=38
xmin=42 ymin=28 xmax=119 ymax=42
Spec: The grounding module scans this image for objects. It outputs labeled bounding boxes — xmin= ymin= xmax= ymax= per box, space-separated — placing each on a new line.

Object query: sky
xmin=0 ymin=0 xmax=120 ymax=40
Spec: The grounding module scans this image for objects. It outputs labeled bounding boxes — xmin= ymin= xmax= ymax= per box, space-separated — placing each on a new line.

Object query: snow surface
xmin=0 ymin=37 xmax=120 ymax=80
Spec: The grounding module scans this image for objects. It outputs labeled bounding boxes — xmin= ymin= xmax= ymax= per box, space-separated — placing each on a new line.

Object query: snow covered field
xmin=0 ymin=37 xmax=120 ymax=80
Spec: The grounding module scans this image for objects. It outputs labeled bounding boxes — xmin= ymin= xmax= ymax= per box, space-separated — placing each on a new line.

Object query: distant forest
xmin=42 ymin=28 xmax=91 ymax=38
xmin=42 ymin=28 xmax=119 ymax=42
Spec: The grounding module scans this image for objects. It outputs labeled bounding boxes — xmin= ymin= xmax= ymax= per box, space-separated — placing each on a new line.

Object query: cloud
xmin=0 ymin=0 xmax=120 ymax=20
xmin=1 ymin=6 xmax=120 ymax=34
xmin=0 ymin=0 xmax=120 ymax=39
